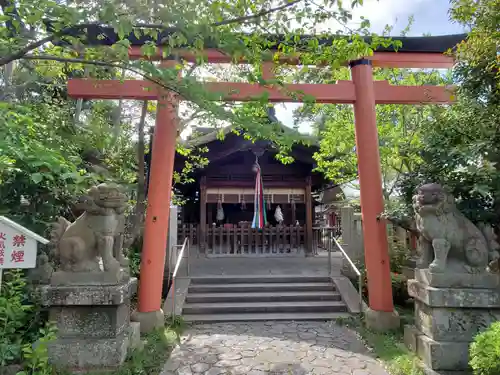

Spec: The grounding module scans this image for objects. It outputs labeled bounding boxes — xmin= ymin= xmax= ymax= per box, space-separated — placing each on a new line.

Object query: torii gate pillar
xmin=131 ymin=84 xmax=178 ymax=332
xmin=350 ymin=59 xmax=400 ymax=331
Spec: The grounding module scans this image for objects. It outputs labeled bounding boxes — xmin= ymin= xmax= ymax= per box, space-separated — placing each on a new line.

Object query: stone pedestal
xmin=401 ymin=257 xmax=417 ymax=279
xmin=405 ymin=269 xmax=500 ymax=375
xmin=39 ymin=274 xmax=139 ymax=371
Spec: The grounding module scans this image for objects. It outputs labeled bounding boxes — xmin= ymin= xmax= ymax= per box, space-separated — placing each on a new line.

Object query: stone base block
xmin=414 ymin=300 xmax=500 ymax=342
xmin=403 ymin=325 xmax=419 ymax=352
xmin=405 ymin=325 xmax=470 ymax=371
xmin=131 ymin=309 xmax=165 ymax=333
xmin=40 ymin=277 xmax=137 ymax=306
xmin=50 ymin=268 xmax=130 ymax=286
xmin=128 ymin=322 xmax=144 ymax=351
xmin=415 ymin=269 xmax=500 ymax=289
xmin=40 ymin=278 xmax=138 ymax=370
xmin=49 ymin=303 xmax=130 ymax=338
xmin=401 ymin=266 xmax=415 ymax=279
xmin=364 ymin=308 xmax=400 ymax=332
xmin=48 ymin=333 xmax=129 ymax=369
xmin=408 ymin=279 xmax=500 ymax=308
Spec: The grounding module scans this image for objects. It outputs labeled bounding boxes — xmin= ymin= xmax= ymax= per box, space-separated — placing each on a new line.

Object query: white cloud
xmin=348 ymin=0 xmax=429 ymax=33
xmin=312 ymin=0 xmax=429 ymax=34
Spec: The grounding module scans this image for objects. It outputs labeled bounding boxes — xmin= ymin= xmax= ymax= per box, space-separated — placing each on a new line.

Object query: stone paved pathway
xmin=161 ymin=321 xmax=389 ymax=375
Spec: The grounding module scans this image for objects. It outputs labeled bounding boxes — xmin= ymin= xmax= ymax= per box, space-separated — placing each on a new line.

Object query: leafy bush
xmin=360 ymin=327 xmax=424 ymax=375
xmin=391 ymin=272 xmax=410 ymax=306
xmin=0 ymin=103 xmax=93 ymax=234
xmin=388 ymin=236 xmax=412 ymax=274
xmin=0 ymin=270 xmax=47 ymax=366
xmin=469 ymin=321 xmax=500 ymax=375
xmin=85 ymin=326 xmax=182 ymax=375
xmin=351 ymin=236 xmax=412 ymax=306
xmin=128 ymin=236 xmax=143 ymax=278
xmin=352 ymin=271 xmax=409 ymax=307
xmin=17 ymin=324 xmax=57 ymax=375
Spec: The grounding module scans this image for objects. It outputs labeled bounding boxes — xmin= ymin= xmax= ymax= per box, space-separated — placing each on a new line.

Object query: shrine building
xmin=171 ymin=123 xmax=328 ymax=257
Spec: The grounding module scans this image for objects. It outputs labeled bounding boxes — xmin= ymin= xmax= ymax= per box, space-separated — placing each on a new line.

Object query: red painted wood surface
xmin=128 ymin=47 xmax=454 ymax=68
xmin=351 ymin=61 xmax=394 ymax=313
xmin=68 ymin=79 xmax=454 ymax=104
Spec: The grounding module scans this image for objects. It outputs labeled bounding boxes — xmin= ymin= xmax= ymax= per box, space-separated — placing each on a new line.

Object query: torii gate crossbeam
xmin=67 ymin=35 xmax=457 ymax=332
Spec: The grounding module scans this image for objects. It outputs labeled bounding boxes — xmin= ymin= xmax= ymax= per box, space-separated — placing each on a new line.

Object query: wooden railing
xmin=178 ymin=224 xmax=199 ymax=246
xmin=177 ymin=224 xmax=307 ymax=256
xmin=312 ymin=225 xmax=342 ymax=252
xmin=206 ymin=225 xmax=305 ymax=256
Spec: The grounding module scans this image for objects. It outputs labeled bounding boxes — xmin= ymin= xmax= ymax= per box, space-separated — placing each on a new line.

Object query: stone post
xmin=405 ymin=270 xmax=500 ymax=374
xmin=340 ymin=206 xmax=364 ymax=277
xmin=165 ymin=204 xmax=178 ymax=272
xmin=35 ymin=183 xmax=142 ymax=371
xmin=39 ymin=274 xmax=140 ymax=370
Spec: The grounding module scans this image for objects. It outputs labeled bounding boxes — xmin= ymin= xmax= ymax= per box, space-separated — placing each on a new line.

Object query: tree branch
xmin=19 ymin=54 xmax=246 ymax=132
xmin=211 ymin=0 xmax=303 ymax=26
xmin=20 ymin=54 xmax=183 ymax=96
xmin=379 ymin=213 xmax=418 ymax=235
xmin=0 ymin=35 xmax=56 ymax=67
xmin=0 ymin=0 xmax=303 ymax=67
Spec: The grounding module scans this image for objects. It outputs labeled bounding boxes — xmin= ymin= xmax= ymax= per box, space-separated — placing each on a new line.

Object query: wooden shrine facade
xmin=174 ymin=128 xmax=326 ymax=256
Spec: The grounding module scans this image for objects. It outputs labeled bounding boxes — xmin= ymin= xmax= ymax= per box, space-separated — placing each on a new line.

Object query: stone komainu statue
xmin=50 ymin=183 xmax=129 ymax=273
xmin=413 ymin=183 xmax=500 ymax=273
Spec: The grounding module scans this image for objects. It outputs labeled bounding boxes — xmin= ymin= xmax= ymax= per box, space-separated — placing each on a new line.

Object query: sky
xmin=177 ymin=0 xmax=466 ymax=138
xmin=273 ymin=0 xmax=466 ymax=133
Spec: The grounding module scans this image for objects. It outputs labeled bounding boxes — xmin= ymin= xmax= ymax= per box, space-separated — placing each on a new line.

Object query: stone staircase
xmin=181 ymin=276 xmax=351 ymax=323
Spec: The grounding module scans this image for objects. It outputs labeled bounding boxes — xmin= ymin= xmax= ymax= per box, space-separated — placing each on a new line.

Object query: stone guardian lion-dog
xmin=413 ymin=183 xmax=499 ymax=273
xmin=50 ymin=183 xmax=129 ymax=276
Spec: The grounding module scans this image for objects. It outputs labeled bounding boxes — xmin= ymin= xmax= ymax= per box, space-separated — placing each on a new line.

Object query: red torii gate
xmin=68 ymin=34 xmax=457 ymax=332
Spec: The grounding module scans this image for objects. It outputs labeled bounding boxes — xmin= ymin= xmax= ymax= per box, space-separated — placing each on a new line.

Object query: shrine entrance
xmin=173 ymin=130 xmax=324 ymax=257
xmin=67 ymin=27 xmax=462 ymax=330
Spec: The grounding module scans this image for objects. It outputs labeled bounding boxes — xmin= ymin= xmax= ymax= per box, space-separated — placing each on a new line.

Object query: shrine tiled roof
xmin=50 ymin=22 xmax=466 ymax=54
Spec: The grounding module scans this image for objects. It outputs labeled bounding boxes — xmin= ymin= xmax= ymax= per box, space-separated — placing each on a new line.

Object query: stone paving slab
xmin=161 ymin=321 xmax=389 ymax=375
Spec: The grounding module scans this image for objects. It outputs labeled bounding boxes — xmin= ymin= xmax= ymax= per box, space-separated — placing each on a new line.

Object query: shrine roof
xmin=184 ymin=123 xmax=317 ymax=148
xmin=56 ymin=23 xmax=466 ymax=54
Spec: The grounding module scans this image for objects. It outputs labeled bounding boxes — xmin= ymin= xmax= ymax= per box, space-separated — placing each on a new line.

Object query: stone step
xmin=186 ymin=291 xmax=342 ymax=303
xmin=189 ymin=276 xmax=332 ymax=284
xmin=188 ymin=282 xmax=335 ymax=293
xmin=183 ymin=300 xmax=347 ymax=314
xmin=183 ymin=312 xmax=351 ymax=323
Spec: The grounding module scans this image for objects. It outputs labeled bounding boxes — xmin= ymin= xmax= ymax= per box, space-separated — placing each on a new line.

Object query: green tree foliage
xmin=395 ymin=0 xmax=500 ymax=226
xmin=0 ymin=270 xmax=51 ymax=367
xmin=308 ymin=67 xmax=449 ymax=199
xmin=0 ymin=89 xmax=137 ymax=233
xmin=450 ymin=0 xmax=499 ymax=105
xmin=469 ymin=321 xmax=500 ymax=375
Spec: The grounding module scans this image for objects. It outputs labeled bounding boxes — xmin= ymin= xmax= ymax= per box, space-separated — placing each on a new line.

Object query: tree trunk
xmin=112 ymin=68 xmax=126 ymax=143
xmin=1 ymin=62 xmax=15 ymax=102
xmin=124 ymin=100 xmax=148 ymax=248
xmin=493 ymin=155 xmax=500 ymax=242
xmin=136 ymin=100 xmax=147 ymax=223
